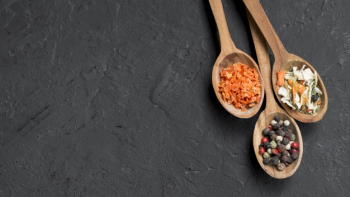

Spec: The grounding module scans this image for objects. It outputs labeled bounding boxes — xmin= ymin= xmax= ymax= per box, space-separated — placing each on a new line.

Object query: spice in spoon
xmin=218 ymin=63 xmax=262 ymax=111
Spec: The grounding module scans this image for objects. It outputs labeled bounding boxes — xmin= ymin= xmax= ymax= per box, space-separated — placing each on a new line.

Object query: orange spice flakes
xmin=218 ymin=62 xmax=262 ymax=111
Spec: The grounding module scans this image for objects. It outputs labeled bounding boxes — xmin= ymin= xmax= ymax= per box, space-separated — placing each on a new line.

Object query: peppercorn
xmin=276 ymin=153 xmax=281 ymax=159
xmin=285 ymin=143 xmax=291 ymax=150
xmin=262 ymin=128 xmax=270 ymax=136
xmin=276 ymin=130 xmax=285 ymax=137
xmin=270 ymin=134 xmax=277 ymax=141
xmin=276 ymin=146 xmax=281 ymax=153
xmin=259 ymin=144 xmax=264 ymax=149
xmin=283 ymin=138 xmax=290 ymax=145
xmin=285 ymin=162 xmax=289 ymax=167
xmin=291 ymin=142 xmax=299 ymax=149
xmin=267 ymin=148 xmax=272 ymax=154
xmin=290 ymin=134 xmax=295 ymax=141
xmin=284 ymin=131 xmax=290 ymax=138
xmin=263 ymin=152 xmax=270 ymax=159
xmin=271 ymin=120 xmax=277 ymax=126
xmin=277 ymin=163 xmax=286 ymax=171
xmin=287 ymin=157 xmax=293 ymax=164
xmin=284 ymin=120 xmax=290 ymax=126
xmin=268 ymin=130 xmax=275 ymax=136
xmin=291 ymin=149 xmax=298 ymax=154
xmin=272 ymin=123 xmax=280 ymax=131
xmin=274 ymin=116 xmax=280 ymax=122
xmin=281 ymin=155 xmax=289 ymax=163
xmin=271 ymin=148 xmax=278 ymax=155
xmin=263 ymin=141 xmax=270 ymax=149
xmin=282 ymin=150 xmax=289 ymax=156
xmin=270 ymin=141 xmax=277 ymax=149
xmin=279 ymin=120 xmax=284 ymax=126
xmin=291 ymin=152 xmax=299 ymax=160
xmin=279 ymin=144 xmax=286 ymax=152
xmin=268 ymin=125 xmax=273 ymax=130
xmin=261 ymin=137 xmax=269 ymax=144
xmin=271 ymin=157 xmax=280 ymax=166
xmin=276 ymin=136 xmax=283 ymax=142
xmin=311 ymin=94 xmax=319 ymax=102
xmin=288 ymin=128 xmax=293 ymax=134
xmin=259 ymin=147 xmax=265 ymax=155
xmin=263 ymin=158 xmax=270 ymax=165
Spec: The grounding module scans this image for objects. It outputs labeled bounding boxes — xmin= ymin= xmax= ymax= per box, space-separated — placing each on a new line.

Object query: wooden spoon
xmin=209 ymin=0 xmax=264 ymax=118
xmin=248 ymin=12 xmax=303 ymax=179
xmin=243 ymin=0 xmax=328 ymax=123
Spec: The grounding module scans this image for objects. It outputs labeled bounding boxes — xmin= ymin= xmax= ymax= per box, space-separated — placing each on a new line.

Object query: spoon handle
xmin=209 ymin=0 xmax=236 ymax=54
xmin=243 ymin=0 xmax=287 ymax=65
xmin=247 ymin=11 xmax=279 ymax=114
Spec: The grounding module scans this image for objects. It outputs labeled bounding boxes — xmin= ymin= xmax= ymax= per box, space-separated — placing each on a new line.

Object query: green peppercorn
xmin=263 ymin=152 xmax=270 ymax=159
xmin=290 ymin=134 xmax=296 ymax=141
xmin=270 ymin=141 xmax=277 ymax=149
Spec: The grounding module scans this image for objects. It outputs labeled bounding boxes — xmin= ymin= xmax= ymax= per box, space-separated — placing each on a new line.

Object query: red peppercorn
xmin=261 ymin=137 xmax=269 ymax=144
xmin=291 ymin=149 xmax=298 ymax=154
xmin=268 ymin=125 xmax=273 ymax=130
xmin=271 ymin=148 xmax=278 ymax=155
xmin=276 ymin=147 xmax=282 ymax=153
xmin=291 ymin=142 xmax=299 ymax=149
xmin=259 ymin=147 xmax=265 ymax=155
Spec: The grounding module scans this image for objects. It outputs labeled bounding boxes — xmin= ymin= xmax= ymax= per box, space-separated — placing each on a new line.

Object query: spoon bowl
xmin=243 ymin=0 xmax=328 ymax=123
xmin=248 ymin=13 xmax=303 ymax=178
xmin=272 ymin=54 xmax=328 ymax=123
xmin=210 ymin=0 xmax=264 ymax=118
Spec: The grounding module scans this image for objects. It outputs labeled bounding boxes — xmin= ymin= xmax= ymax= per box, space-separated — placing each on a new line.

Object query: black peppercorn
xmin=263 ymin=141 xmax=270 ymax=149
xmin=263 ymin=128 xmax=270 ymax=136
xmin=285 ymin=162 xmax=289 ymax=167
xmin=276 ymin=153 xmax=281 ymax=159
xmin=272 ymin=123 xmax=280 ymax=131
xmin=283 ymin=138 xmax=290 ymax=145
xmin=259 ymin=144 xmax=264 ymax=149
xmin=291 ymin=152 xmax=299 ymax=160
xmin=281 ymin=155 xmax=289 ymax=163
xmin=263 ymin=158 xmax=270 ymax=165
xmin=274 ymin=116 xmax=280 ymax=122
xmin=270 ymin=134 xmax=277 ymax=141
xmin=288 ymin=128 xmax=293 ymax=134
xmin=282 ymin=150 xmax=289 ymax=156
xmin=311 ymin=94 xmax=319 ymax=102
xmin=271 ymin=156 xmax=280 ymax=166
xmin=268 ymin=130 xmax=275 ymax=136
xmin=287 ymin=157 xmax=293 ymax=164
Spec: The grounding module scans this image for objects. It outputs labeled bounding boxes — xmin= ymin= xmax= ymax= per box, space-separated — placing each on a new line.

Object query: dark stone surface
xmin=0 ymin=0 xmax=349 ymax=196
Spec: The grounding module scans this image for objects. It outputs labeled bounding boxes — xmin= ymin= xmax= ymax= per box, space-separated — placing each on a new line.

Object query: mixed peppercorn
xmin=259 ymin=116 xmax=299 ymax=171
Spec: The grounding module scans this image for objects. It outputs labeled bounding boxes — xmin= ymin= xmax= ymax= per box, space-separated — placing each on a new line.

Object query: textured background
xmin=1 ymin=0 xmax=349 ymax=196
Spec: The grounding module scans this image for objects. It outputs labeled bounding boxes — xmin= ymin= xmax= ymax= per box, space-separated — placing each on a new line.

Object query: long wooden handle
xmin=247 ymin=11 xmax=278 ymax=113
xmin=209 ymin=0 xmax=236 ymax=54
xmin=243 ymin=0 xmax=287 ymax=65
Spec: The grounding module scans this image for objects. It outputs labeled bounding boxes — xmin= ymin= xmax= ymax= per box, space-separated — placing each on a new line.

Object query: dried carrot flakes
xmin=218 ymin=62 xmax=261 ymax=111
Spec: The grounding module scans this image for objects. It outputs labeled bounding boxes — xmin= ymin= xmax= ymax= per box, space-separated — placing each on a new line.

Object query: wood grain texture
xmin=243 ymin=0 xmax=328 ymax=123
xmin=248 ymin=11 xmax=303 ymax=179
xmin=209 ymin=0 xmax=264 ymax=118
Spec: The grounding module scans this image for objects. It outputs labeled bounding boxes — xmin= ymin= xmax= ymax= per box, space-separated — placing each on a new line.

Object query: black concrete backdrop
xmin=1 ymin=0 xmax=349 ymax=196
